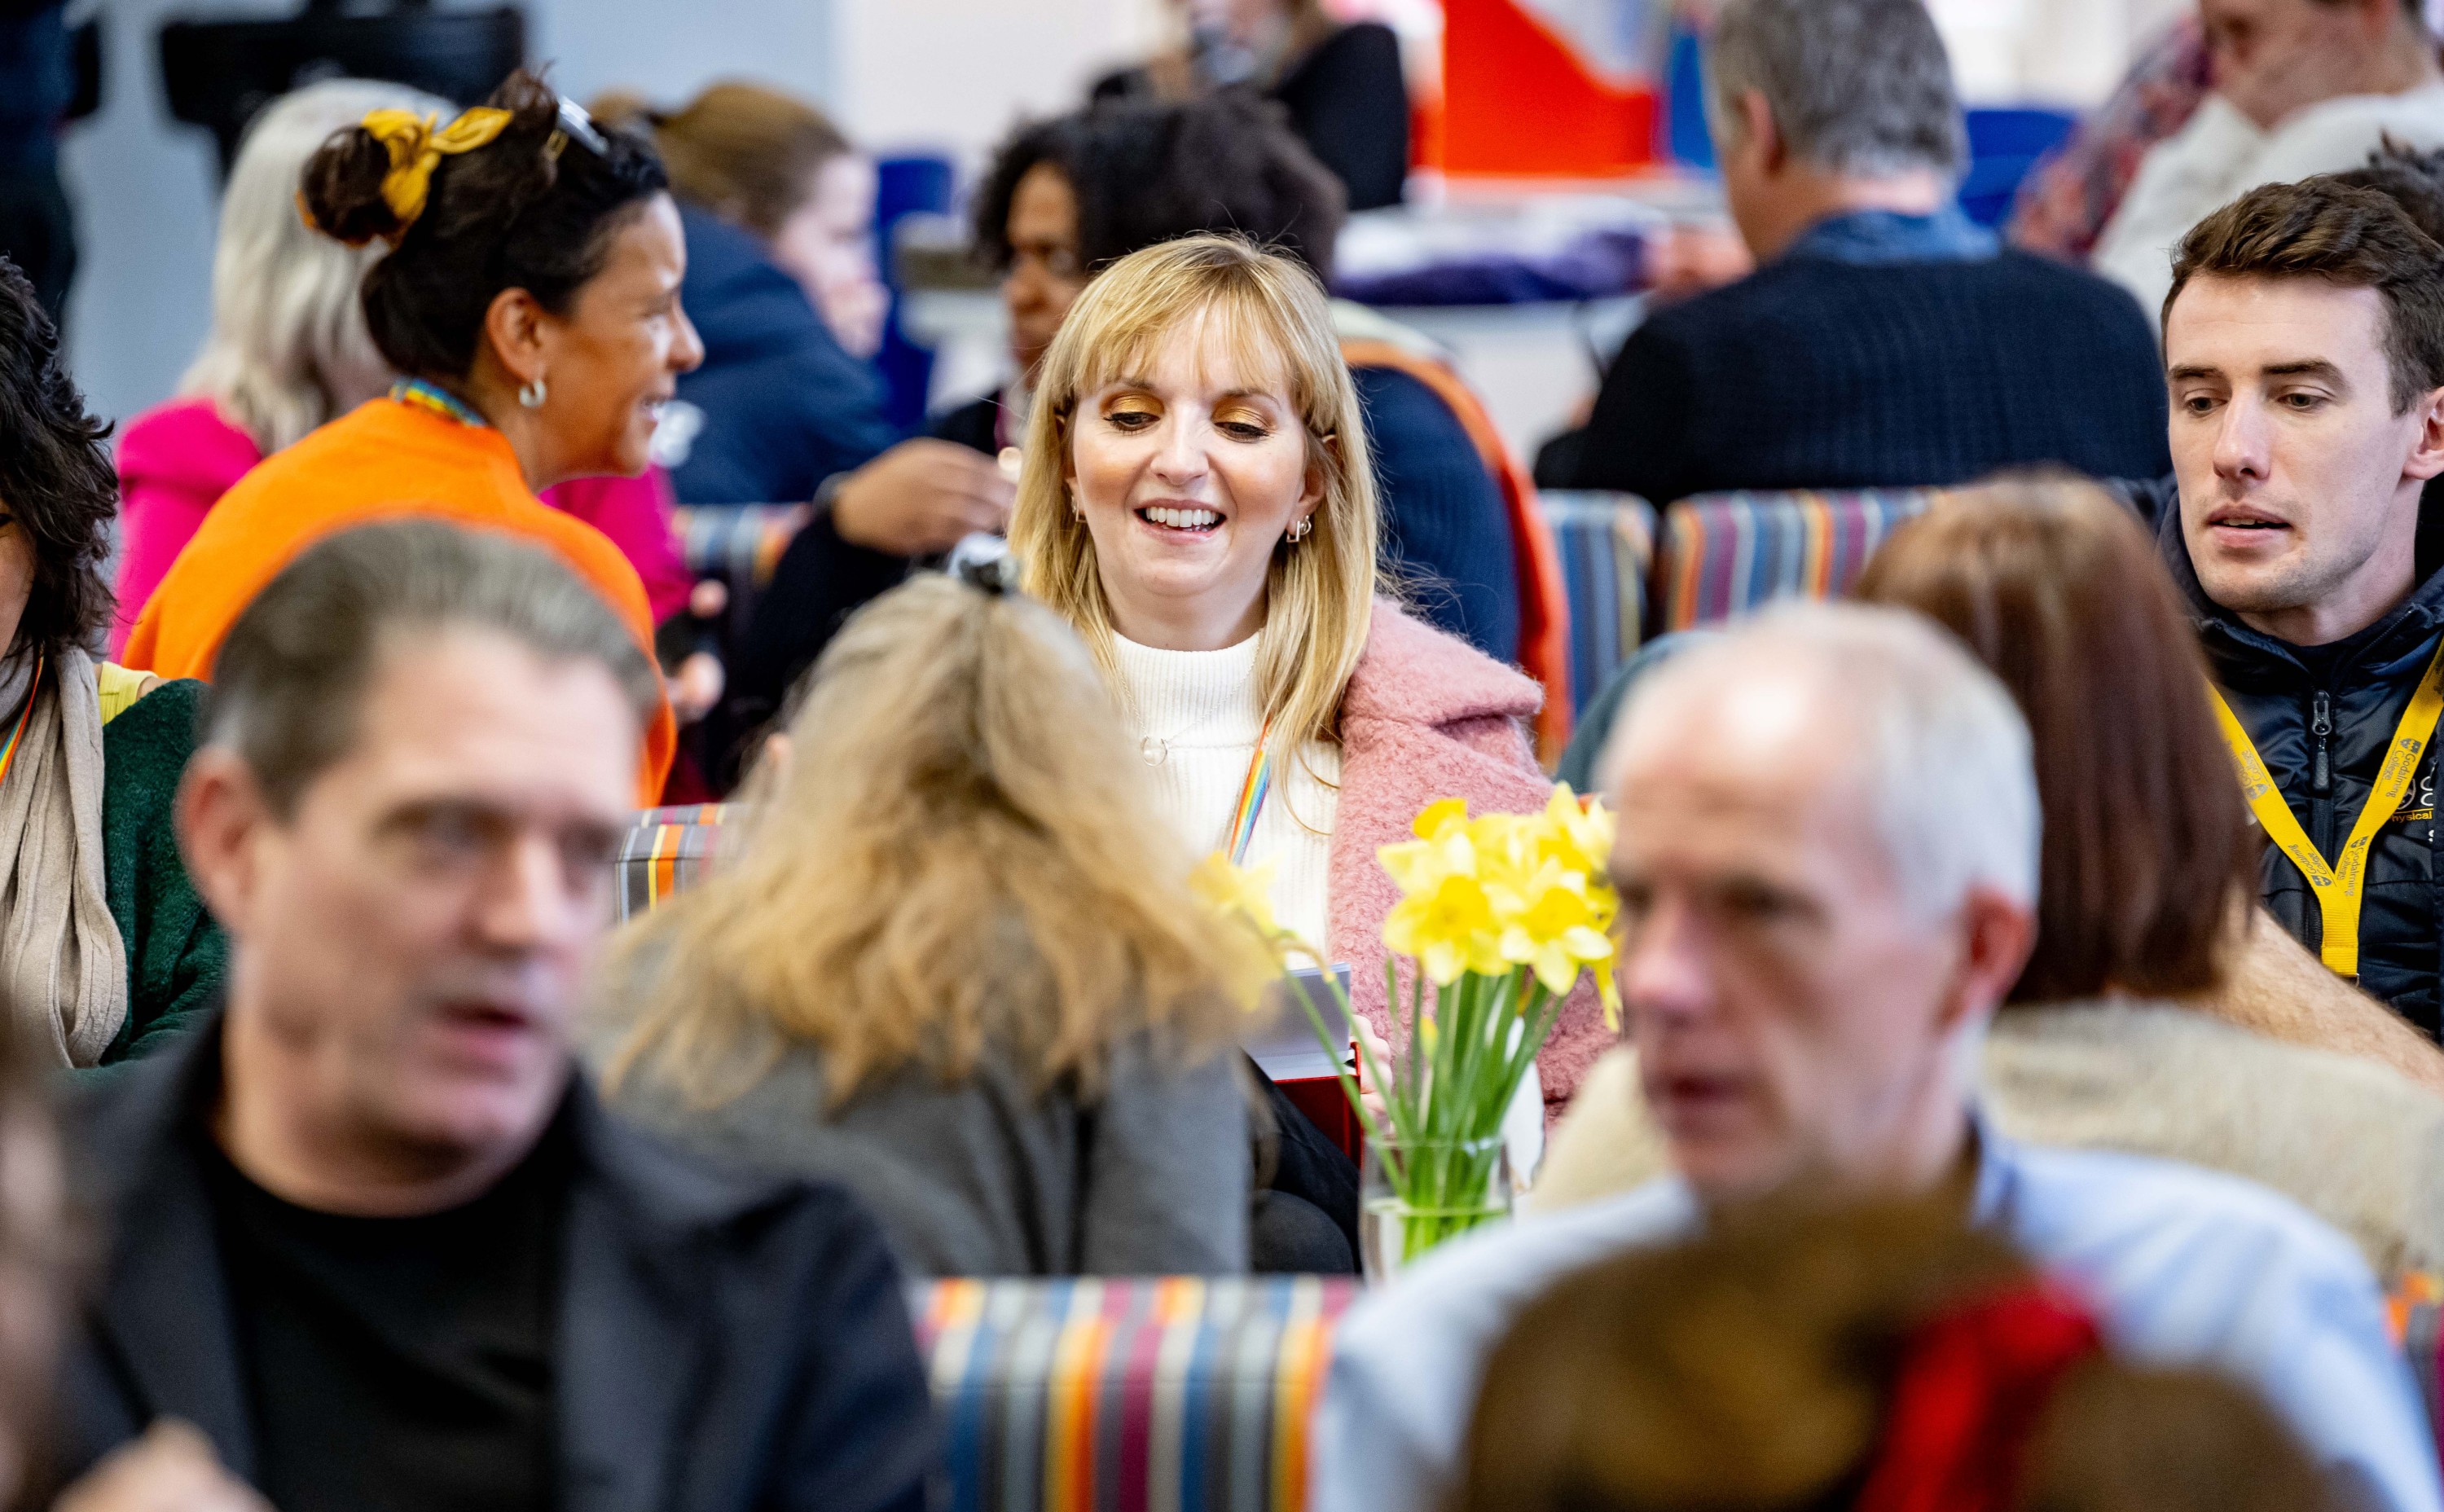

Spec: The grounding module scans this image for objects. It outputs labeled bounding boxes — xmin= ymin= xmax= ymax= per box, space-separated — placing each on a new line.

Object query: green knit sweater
xmin=95 ymin=679 xmax=224 ymax=1065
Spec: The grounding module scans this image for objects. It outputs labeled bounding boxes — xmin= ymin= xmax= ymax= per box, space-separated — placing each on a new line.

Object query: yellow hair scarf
xmin=359 ymin=106 xmax=515 ymax=231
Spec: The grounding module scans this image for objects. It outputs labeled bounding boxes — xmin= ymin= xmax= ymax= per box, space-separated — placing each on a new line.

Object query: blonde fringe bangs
xmin=600 ymin=577 xmax=1271 ymax=1110
xmin=1012 ymin=234 xmax=1380 ymax=757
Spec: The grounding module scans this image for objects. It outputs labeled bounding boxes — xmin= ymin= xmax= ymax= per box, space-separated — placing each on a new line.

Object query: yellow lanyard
xmin=2210 ymin=639 xmax=2444 ymax=977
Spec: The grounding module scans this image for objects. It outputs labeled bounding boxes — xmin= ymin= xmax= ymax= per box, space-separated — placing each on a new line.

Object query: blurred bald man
xmin=1310 ymin=601 xmax=2441 ymax=1512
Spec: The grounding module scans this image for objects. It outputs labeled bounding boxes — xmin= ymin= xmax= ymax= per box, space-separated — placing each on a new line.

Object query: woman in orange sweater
xmin=121 ymin=69 xmax=703 ymax=796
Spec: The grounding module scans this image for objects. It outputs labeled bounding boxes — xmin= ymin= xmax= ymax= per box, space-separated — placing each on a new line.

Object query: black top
xmin=1273 ymin=23 xmax=1409 ymax=212
xmin=1090 ymin=22 xmax=1409 ymax=212
xmin=719 ymin=393 xmax=1003 ymax=752
xmin=54 ymin=1012 xmax=934 ymax=1512
xmin=1565 ymin=248 xmax=2172 ymax=505
xmin=200 ymin=1108 xmax=576 ymax=1512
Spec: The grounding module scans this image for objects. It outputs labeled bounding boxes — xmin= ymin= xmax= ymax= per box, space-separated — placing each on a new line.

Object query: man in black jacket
xmin=52 ymin=521 xmax=934 ymax=1512
xmin=1549 ymin=0 xmax=2169 ymax=503
xmin=2162 ymin=176 xmax=2444 ymax=1036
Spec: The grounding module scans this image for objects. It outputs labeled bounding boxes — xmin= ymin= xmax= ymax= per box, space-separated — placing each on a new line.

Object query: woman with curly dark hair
xmin=0 ymin=254 xmax=226 ymax=1068
xmin=119 ymin=69 xmax=698 ymax=799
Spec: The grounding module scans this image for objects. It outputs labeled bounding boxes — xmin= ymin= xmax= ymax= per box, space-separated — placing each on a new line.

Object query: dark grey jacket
xmin=51 ymin=1011 xmax=937 ymax=1512
xmin=587 ymin=999 xmax=1251 ymax=1277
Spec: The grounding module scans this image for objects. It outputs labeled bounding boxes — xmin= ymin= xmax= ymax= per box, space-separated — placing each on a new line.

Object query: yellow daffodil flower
xmin=1489 ymin=863 xmax=1618 ymax=995
xmin=1413 ymin=797 xmax=1471 ymax=841
xmin=1191 ymin=853 xmax=1289 ymax=946
xmin=1533 ymin=785 xmax=1615 ymax=879
xmin=1382 ymin=869 xmax=1509 ymax=985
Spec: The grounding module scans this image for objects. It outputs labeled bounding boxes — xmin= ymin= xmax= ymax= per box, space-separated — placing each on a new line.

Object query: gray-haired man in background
xmin=1311 ymin=601 xmax=2442 ymax=1512
xmin=1548 ymin=0 xmax=2169 ymax=502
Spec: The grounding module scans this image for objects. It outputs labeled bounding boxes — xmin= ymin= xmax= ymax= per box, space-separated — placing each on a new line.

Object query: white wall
xmin=55 ymin=0 xmax=2182 ymax=424
xmin=1932 ymin=0 xmax=2192 ymax=106
xmin=58 ymin=0 xmax=1180 ymax=428
xmin=830 ymin=0 xmax=1170 ymax=163
xmin=59 ymin=0 xmax=854 ymax=429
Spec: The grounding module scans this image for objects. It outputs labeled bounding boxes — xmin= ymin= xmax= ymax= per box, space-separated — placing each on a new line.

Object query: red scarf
xmin=1854 ymin=1282 xmax=2104 ymax=1512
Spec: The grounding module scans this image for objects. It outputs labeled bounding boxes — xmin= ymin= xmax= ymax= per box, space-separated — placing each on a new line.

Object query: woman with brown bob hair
xmin=594 ymin=81 xmax=883 ymax=361
xmin=1533 ymin=477 xmax=2444 ymax=1278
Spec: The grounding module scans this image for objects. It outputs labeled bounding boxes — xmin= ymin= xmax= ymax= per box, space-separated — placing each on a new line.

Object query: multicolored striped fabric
xmin=912 ymin=1276 xmax=1358 ymax=1512
xmin=670 ymin=503 xmax=809 ymax=635
xmin=1538 ymin=491 xmax=1655 ymax=714
xmin=1653 ymin=489 xmax=1938 ymax=631
xmin=613 ymin=803 xmax=731 ymax=921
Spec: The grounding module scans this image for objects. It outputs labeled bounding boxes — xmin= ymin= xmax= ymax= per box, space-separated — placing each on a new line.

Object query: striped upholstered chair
xmin=670 ymin=503 xmax=809 ymax=640
xmin=912 ymin=1276 xmax=1356 ymax=1512
xmin=1538 ymin=491 xmax=1655 ymax=716
xmin=608 ymin=833 xmax=1367 ymax=1512
xmin=613 ymin=803 xmax=732 ymax=921
xmin=1649 ymin=488 xmax=1938 ymax=632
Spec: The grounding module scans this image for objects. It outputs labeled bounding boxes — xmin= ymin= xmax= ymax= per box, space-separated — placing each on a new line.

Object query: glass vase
xmin=1360 ymin=1136 xmax=1514 ymax=1283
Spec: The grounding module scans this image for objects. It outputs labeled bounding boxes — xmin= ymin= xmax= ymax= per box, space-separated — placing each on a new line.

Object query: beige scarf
xmin=0 ymin=648 xmax=127 ymax=1067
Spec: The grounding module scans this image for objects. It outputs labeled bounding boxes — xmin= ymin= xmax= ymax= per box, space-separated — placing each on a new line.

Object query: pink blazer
xmin=112 ymin=398 xmax=697 ymax=656
xmin=1325 ymin=602 xmax=1615 ymax=1117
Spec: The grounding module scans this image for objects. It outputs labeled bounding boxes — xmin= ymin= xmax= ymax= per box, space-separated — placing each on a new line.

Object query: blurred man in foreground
xmin=51 ymin=521 xmax=934 ymax=1512
xmin=1312 ymin=602 xmax=2439 ymax=1512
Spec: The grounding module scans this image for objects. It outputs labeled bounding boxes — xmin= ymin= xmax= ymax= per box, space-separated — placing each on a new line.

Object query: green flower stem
xmin=1282 ymin=943 xmax=1585 ymax=1263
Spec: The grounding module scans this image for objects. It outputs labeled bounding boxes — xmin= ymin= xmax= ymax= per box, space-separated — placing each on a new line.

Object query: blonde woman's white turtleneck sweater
xmin=1107 ymin=632 xmax=1339 ymax=954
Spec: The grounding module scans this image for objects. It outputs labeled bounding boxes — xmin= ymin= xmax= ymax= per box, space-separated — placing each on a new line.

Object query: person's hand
xmin=668 ymin=651 xmax=724 ymax=726
xmin=828 ymin=440 xmax=1015 ymax=558
xmin=1646 ymin=222 xmax=1754 ymax=305
xmin=54 ymin=1421 xmax=270 ymax=1512
xmin=1352 ymin=1015 xmax=1393 ymax=1132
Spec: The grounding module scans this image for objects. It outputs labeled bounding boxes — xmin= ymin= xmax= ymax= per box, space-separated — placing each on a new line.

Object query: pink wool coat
xmin=1324 ymin=603 xmax=1615 ymax=1117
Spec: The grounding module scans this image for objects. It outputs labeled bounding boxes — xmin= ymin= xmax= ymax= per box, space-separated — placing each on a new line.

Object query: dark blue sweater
xmin=1359 ymin=365 xmax=1517 ymax=664
xmin=0 ymin=2 xmax=69 ymax=165
xmin=669 ymin=204 xmax=898 ymax=505
xmin=1567 ymin=248 xmax=2171 ymax=503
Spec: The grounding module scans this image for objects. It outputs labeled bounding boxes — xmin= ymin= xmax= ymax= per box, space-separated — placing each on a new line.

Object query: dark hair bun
xmin=296 ymin=68 xmax=670 ymax=381
xmin=300 ymin=123 xmax=408 ymax=246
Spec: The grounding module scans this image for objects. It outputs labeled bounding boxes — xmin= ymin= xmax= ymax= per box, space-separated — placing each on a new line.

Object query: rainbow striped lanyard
xmin=1222 ymin=720 xmax=1273 ymax=867
xmin=0 ymin=657 xmax=44 ymax=793
xmin=390 ymin=378 xmax=487 ymax=428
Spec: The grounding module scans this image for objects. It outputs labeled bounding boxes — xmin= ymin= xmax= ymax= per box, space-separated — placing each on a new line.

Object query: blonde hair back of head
xmin=602 ymin=574 xmax=1267 ymax=1109
xmin=1010 ymin=233 xmax=1379 ymax=754
xmin=179 ymin=78 xmax=445 ymax=454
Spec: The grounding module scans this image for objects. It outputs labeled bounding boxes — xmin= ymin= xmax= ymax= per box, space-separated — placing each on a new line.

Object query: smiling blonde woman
xmin=1009 ymin=234 xmax=1611 ymax=1122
